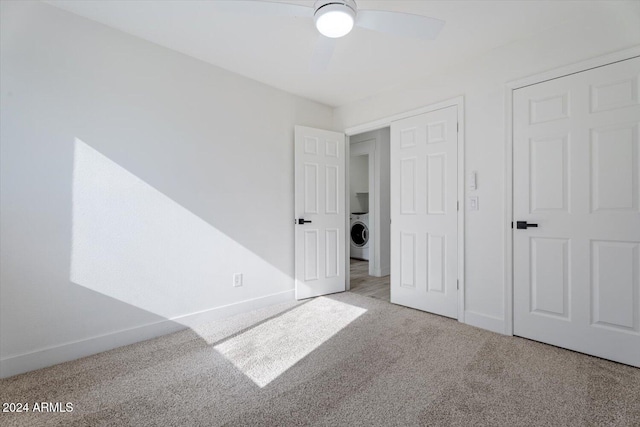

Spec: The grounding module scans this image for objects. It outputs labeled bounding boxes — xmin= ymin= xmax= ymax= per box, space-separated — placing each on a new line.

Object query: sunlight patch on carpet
xmin=214 ymin=297 xmax=366 ymax=387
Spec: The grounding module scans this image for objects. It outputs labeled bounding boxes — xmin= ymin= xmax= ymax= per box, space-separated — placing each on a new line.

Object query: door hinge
xmin=457 ymin=122 xmax=459 ymax=132
xmin=511 ymin=221 xmax=513 ymax=229
xmin=457 ymin=279 xmax=459 ymax=290
xmin=457 ymin=201 xmax=459 ymax=211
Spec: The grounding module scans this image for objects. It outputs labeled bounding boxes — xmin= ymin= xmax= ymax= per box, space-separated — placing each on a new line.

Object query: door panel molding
xmin=295 ymin=126 xmax=346 ymax=299
xmin=508 ymin=51 xmax=640 ymax=366
xmin=345 ymin=97 xmax=465 ymax=322
xmin=505 ymin=46 xmax=640 ymax=337
xmin=390 ymin=106 xmax=459 ymax=318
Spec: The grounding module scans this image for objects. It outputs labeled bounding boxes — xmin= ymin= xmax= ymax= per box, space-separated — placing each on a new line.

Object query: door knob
xmin=297 ymin=219 xmax=312 ymax=225
xmin=516 ymin=221 xmax=538 ymax=229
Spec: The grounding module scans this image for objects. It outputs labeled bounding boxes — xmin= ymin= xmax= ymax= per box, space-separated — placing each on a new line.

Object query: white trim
xmin=455 ymin=100 xmax=466 ymax=323
xmin=344 ymin=96 xmax=465 ymax=322
xmin=0 ymin=290 xmax=294 ymax=379
xmin=506 ymin=46 xmax=640 ymax=90
xmin=504 ymin=46 xmax=640 ymax=336
xmin=504 ymin=84 xmax=514 ymax=336
xmin=374 ymin=266 xmax=391 ymax=277
xmin=345 ymin=96 xmax=465 ymax=136
xmin=350 ymin=140 xmax=375 ymax=156
xmin=345 ymin=136 xmax=351 ymax=291
xmin=464 ymin=311 xmax=505 ymax=335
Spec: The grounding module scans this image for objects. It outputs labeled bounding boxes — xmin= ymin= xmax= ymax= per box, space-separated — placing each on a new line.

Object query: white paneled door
xmin=513 ymin=57 xmax=640 ymax=367
xmin=390 ymin=106 xmax=459 ymax=318
xmin=294 ymin=126 xmax=346 ymax=300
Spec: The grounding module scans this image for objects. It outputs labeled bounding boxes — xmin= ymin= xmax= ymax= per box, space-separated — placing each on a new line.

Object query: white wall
xmin=350 ymin=129 xmax=391 ymax=277
xmin=335 ymin=11 xmax=640 ymax=332
xmin=0 ymin=1 xmax=334 ymax=377
xmin=349 ymin=155 xmax=369 ymax=213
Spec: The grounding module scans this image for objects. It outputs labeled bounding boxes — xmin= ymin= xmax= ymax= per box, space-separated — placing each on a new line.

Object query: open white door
xmin=390 ymin=107 xmax=459 ymax=318
xmin=513 ymin=57 xmax=640 ymax=367
xmin=294 ymin=126 xmax=346 ymax=300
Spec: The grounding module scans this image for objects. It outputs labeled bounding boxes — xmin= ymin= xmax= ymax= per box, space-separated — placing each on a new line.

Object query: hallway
xmin=349 ymin=259 xmax=390 ymax=302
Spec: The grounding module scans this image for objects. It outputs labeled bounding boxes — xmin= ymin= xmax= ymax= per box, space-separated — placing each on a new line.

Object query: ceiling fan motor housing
xmin=314 ymin=0 xmax=358 ymax=14
xmin=314 ymin=0 xmax=358 ymax=38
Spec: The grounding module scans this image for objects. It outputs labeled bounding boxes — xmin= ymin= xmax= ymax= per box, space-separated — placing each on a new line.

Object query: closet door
xmin=513 ymin=57 xmax=640 ymax=367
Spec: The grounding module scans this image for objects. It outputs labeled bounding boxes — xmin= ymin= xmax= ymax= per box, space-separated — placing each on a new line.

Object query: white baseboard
xmin=464 ymin=310 xmax=505 ymax=335
xmin=372 ymin=266 xmax=390 ymax=277
xmin=0 ymin=289 xmax=294 ymax=379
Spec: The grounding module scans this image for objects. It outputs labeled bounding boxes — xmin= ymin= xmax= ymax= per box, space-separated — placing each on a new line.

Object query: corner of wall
xmin=0 ymin=290 xmax=294 ymax=379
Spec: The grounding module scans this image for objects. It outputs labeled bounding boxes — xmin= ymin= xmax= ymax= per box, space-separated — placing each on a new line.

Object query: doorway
xmin=348 ymin=128 xmax=391 ymax=301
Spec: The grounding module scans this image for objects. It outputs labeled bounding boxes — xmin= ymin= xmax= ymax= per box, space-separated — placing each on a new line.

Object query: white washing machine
xmin=350 ymin=213 xmax=370 ymax=260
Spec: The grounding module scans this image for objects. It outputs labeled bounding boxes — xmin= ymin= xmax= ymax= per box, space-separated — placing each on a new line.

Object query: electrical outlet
xmin=233 ymin=273 xmax=243 ymax=287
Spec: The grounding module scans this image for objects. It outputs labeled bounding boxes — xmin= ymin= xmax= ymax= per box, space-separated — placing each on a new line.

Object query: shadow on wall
xmin=0 ymin=0 xmax=333 ymax=378
xmin=66 ymin=139 xmax=370 ymax=387
xmin=70 ymin=138 xmax=292 ymax=329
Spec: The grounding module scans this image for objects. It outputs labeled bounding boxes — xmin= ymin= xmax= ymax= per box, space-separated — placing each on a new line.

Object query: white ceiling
xmin=45 ymin=0 xmax=638 ymax=107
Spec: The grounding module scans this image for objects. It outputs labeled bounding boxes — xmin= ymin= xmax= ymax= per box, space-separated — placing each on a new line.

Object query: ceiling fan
xmin=215 ymin=0 xmax=445 ymax=72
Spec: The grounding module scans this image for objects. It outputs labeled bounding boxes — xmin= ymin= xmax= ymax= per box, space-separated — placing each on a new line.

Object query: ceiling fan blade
xmin=356 ymin=10 xmax=445 ymax=40
xmin=214 ymin=1 xmax=313 ymax=18
xmin=309 ymin=35 xmax=337 ymax=74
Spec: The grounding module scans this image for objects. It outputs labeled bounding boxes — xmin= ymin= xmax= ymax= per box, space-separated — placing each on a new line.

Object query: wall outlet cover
xmin=233 ymin=273 xmax=243 ymax=287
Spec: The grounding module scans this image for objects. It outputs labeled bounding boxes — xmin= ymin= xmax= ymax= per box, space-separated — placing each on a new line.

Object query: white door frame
xmin=503 ymin=45 xmax=640 ymax=336
xmin=344 ymin=96 xmax=465 ymax=321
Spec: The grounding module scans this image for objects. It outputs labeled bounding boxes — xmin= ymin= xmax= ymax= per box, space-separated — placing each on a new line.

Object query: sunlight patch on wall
xmin=70 ymin=138 xmax=289 ymax=322
xmin=214 ymin=297 xmax=366 ymax=388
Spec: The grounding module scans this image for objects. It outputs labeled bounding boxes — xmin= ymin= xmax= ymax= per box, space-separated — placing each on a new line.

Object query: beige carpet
xmin=1 ymin=292 xmax=639 ymax=426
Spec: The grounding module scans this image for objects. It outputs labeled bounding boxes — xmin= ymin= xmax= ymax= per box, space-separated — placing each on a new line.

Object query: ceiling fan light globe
xmin=314 ymin=5 xmax=355 ymax=38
